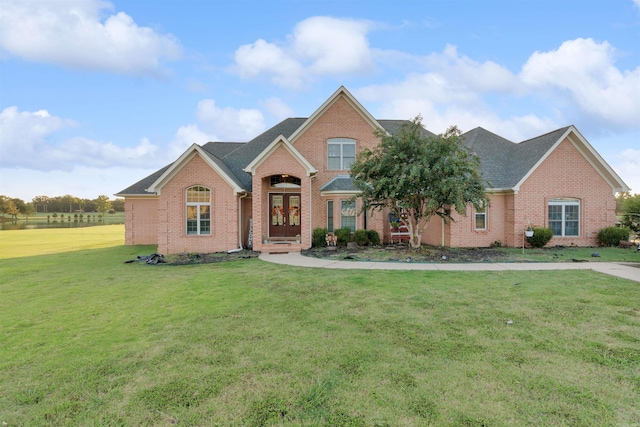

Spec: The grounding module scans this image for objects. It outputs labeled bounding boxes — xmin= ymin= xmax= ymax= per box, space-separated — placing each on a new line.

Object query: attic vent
xmin=270 ymin=175 xmax=301 ymax=188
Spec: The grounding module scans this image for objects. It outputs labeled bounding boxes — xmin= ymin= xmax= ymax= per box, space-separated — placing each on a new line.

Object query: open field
xmin=0 ymin=225 xmax=125 ymax=259
xmin=1 ymin=228 xmax=639 ymax=426
xmin=1 ymin=212 xmax=124 ymax=230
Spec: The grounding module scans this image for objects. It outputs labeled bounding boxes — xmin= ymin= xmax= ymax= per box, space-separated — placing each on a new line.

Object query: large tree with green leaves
xmin=619 ymin=193 xmax=640 ymax=233
xmin=95 ymin=195 xmax=112 ymax=215
xmin=351 ymin=116 xmax=489 ymax=248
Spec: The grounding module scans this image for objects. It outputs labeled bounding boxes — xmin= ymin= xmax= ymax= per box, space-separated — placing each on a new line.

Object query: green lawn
xmin=1 ymin=228 xmax=639 ymax=426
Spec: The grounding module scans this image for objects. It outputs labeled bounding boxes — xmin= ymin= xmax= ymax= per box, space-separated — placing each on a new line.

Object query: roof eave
xmin=243 ymin=135 xmax=318 ymax=176
xmin=148 ymin=144 xmax=246 ymax=195
xmin=288 ymin=86 xmax=386 ymax=144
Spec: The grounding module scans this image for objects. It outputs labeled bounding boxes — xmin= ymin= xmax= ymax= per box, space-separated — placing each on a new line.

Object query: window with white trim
xmin=327 ymin=200 xmax=334 ymax=232
xmin=548 ymin=198 xmax=579 ymax=237
xmin=328 ymin=138 xmax=356 ymax=170
xmin=186 ymin=186 xmax=211 ymax=235
xmin=475 ymin=204 xmax=487 ymax=230
xmin=340 ymin=199 xmax=356 ymax=232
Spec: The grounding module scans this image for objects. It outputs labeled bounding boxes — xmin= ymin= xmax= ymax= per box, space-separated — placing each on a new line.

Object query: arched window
xmin=548 ymin=198 xmax=579 ymax=237
xmin=328 ymin=138 xmax=356 ymax=170
xmin=186 ymin=186 xmax=211 ymax=235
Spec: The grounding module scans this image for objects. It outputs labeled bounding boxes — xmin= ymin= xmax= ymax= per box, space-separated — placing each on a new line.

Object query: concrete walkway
xmin=259 ymin=252 xmax=640 ymax=283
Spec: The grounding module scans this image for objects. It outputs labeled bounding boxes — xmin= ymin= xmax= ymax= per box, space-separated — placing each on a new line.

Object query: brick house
xmin=116 ymin=86 xmax=629 ymax=254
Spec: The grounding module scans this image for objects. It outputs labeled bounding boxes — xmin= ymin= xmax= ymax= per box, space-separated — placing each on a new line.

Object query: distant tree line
xmin=0 ymin=194 xmax=124 ymax=219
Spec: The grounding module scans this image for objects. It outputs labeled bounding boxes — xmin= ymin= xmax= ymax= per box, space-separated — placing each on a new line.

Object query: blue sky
xmin=1 ymin=0 xmax=639 ymax=201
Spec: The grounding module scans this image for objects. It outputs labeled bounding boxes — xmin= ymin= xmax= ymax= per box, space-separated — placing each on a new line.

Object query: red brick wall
xmin=448 ymin=193 xmax=508 ymax=247
xmin=511 ymin=137 xmax=616 ymax=247
xmin=293 ymin=95 xmax=384 ymax=237
xmin=422 ymin=137 xmax=615 ymax=248
xmin=156 ymin=153 xmax=240 ymax=254
xmin=124 ymin=197 xmax=158 ymax=245
xmin=251 ymin=143 xmax=311 ymax=251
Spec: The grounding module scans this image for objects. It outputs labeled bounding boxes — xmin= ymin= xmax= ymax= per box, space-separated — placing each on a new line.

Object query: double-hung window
xmin=186 ymin=186 xmax=211 ymax=235
xmin=475 ymin=204 xmax=487 ymax=230
xmin=328 ymin=138 xmax=356 ymax=170
xmin=548 ymin=198 xmax=579 ymax=237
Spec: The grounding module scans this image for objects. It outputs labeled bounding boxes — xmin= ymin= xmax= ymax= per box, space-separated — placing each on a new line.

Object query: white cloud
xmin=616 ymin=148 xmax=640 ymax=193
xmin=634 ymin=0 xmax=640 ymax=10
xmin=261 ymin=97 xmax=295 ymax=121
xmin=167 ymin=99 xmax=267 ymax=156
xmin=292 ymin=16 xmax=374 ymax=75
xmin=520 ymin=38 xmax=640 ymax=128
xmin=0 ymin=0 xmax=182 ymax=76
xmin=170 ymin=124 xmax=217 ymax=158
xmin=357 ymin=38 xmax=639 ymax=141
xmin=195 ymin=99 xmax=266 ymax=141
xmin=234 ymin=16 xmax=374 ymax=88
xmin=0 ymin=106 xmax=164 ymax=171
xmin=235 ymin=39 xmax=306 ymax=88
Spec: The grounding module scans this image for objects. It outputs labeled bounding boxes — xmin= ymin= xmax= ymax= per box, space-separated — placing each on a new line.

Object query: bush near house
xmin=312 ymin=228 xmax=328 ymax=247
xmin=354 ymin=229 xmax=369 ymax=246
xmin=598 ymin=226 xmax=631 ymax=247
xmin=526 ymin=227 xmax=553 ymax=248
xmin=367 ymin=230 xmax=380 ymax=246
xmin=335 ymin=228 xmax=351 ymax=246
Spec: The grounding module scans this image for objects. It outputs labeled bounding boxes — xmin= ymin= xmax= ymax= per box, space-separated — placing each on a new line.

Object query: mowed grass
xmin=0 ymin=225 xmax=125 ymax=259
xmin=1 ymin=228 xmax=639 ymax=426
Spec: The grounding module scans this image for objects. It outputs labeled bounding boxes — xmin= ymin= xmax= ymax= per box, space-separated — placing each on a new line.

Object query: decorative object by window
xmin=271 ymin=195 xmax=284 ymax=226
xmin=186 ymin=186 xmax=211 ymax=235
xmin=289 ymin=196 xmax=300 ymax=226
xmin=548 ymin=198 xmax=579 ymax=236
xmin=328 ymin=138 xmax=356 ymax=170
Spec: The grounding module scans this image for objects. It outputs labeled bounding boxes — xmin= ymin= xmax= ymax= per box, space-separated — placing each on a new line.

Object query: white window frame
xmin=186 ymin=186 xmax=211 ymax=235
xmin=548 ymin=198 xmax=580 ymax=237
xmin=327 ymin=138 xmax=356 ymax=170
xmin=474 ymin=204 xmax=487 ymax=231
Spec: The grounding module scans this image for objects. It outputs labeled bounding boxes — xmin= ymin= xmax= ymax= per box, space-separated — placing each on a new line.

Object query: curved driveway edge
xmin=259 ymin=252 xmax=640 ymax=283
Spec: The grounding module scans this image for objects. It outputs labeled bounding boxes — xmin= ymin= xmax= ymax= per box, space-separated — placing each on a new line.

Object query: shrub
xmin=335 ymin=228 xmax=351 ymax=246
xmin=354 ymin=229 xmax=369 ymax=246
xmin=312 ymin=228 xmax=328 ymax=247
xmin=598 ymin=226 xmax=631 ymax=247
xmin=367 ymin=229 xmax=381 ymax=246
xmin=526 ymin=227 xmax=553 ymax=248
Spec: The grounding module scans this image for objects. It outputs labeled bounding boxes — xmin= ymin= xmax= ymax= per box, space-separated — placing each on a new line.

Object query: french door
xmin=269 ymin=193 xmax=301 ymax=238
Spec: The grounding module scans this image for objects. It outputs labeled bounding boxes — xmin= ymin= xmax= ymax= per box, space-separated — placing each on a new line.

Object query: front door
xmin=269 ymin=193 xmax=301 ymax=238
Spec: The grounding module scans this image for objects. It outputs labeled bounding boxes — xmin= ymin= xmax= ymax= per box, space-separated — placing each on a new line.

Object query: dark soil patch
xmin=302 ymin=244 xmax=516 ymax=263
xmin=167 ymin=250 xmax=260 ymax=265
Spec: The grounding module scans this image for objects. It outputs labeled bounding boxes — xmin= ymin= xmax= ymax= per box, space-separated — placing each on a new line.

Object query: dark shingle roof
xmin=461 ymin=126 xmax=571 ymax=189
xmin=221 ymin=118 xmax=307 ymax=191
xmin=319 ymin=175 xmax=356 ymax=192
xmin=117 ymin=110 xmax=571 ymax=196
xmin=115 ymin=164 xmax=172 ymax=196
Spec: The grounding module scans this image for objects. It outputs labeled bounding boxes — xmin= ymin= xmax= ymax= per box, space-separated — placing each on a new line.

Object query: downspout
xmin=228 ymin=191 xmax=248 ymax=253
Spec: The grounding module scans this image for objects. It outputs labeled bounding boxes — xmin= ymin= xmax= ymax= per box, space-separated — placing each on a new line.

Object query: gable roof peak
xmin=287 ymin=86 xmax=384 ymax=143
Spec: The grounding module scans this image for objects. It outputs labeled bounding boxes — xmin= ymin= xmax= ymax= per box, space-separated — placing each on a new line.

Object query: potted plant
xmin=525 ymin=225 xmax=534 ymax=237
